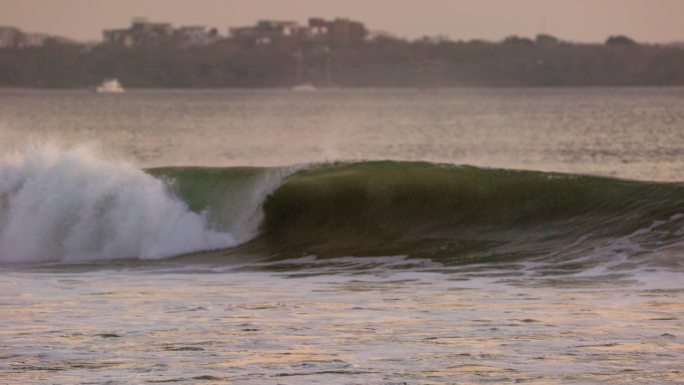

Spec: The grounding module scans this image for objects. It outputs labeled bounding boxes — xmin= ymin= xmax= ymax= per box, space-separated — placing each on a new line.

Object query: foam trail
xmin=0 ymin=145 xmax=236 ymax=263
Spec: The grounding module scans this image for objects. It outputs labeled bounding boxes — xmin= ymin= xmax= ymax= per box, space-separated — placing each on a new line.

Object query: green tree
xmin=606 ymin=35 xmax=636 ymax=45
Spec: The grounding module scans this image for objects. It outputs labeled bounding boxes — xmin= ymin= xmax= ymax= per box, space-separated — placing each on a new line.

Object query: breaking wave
xmin=2 ymin=147 xmax=684 ymax=269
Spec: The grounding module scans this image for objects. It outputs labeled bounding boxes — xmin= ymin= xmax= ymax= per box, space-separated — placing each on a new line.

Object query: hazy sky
xmin=1 ymin=0 xmax=683 ymax=43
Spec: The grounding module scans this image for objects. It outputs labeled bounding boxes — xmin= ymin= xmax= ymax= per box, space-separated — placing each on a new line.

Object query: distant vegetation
xmin=1 ymin=31 xmax=683 ymax=88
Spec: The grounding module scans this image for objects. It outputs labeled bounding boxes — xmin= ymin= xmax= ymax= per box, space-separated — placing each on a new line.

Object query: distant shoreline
xmin=2 ymin=35 xmax=683 ymax=88
xmin=2 ymin=85 xmax=684 ymax=91
xmin=3 ymin=20 xmax=684 ymax=88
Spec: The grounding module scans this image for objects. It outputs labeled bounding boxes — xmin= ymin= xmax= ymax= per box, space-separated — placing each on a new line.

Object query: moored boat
xmin=95 ymin=78 xmax=125 ymax=93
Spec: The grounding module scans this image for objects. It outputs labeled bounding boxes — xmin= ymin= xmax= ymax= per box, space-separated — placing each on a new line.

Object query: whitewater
xmin=1 ymin=88 xmax=683 ymax=385
xmin=0 ymin=145 xmax=235 ymax=262
xmin=0 ymin=145 xmax=292 ymax=263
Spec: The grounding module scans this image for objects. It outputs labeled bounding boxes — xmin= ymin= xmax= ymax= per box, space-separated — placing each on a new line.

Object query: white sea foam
xmin=0 ymin=145 xmax=237 ymax=263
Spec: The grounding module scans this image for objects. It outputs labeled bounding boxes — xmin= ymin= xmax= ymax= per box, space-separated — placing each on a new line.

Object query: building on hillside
xmin=230 ymin=20 xmax=299 ymax=44
xmin=103 ymin=18 xmax=174 ymax=47
xmin=229 ymin=18 xmax=367 ymax=46
xmin=102 ymin=29 xmax=134 ymax=46
xmin=308 ymin=18 xmax=367 ymax=46
xmin=175 ymin=26 xmax=221 ymax=47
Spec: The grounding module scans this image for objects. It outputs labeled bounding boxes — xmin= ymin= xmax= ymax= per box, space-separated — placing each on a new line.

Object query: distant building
xmin=308 ymin=18 xmax=367 ymax=46
xmin=230 ymin=20 xmax=299 ymax=44
xmin=256 ymin=20 xmax=299 ymax=37
xmin=229 ymin=18 xmax=367 ymax=46
xmin=102 ymin=29 xmax=134 ymax=47
xmin=103 ymin=18 xmax=174 ymax=47
xmin=302 ymin=19 xmax=328 ymax=39
xmin=175 ymin=26 xmax=220 ymax=47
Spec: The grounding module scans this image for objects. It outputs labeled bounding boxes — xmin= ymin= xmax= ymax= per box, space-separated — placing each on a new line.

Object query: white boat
xmin=291 ymin=83 xmax=317 ymax=92
xmin=95 ymin=79 xmax=125 ymax=93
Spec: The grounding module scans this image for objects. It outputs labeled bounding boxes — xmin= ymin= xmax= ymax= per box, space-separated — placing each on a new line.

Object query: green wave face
xmin=157 ymin=161 xmax=684 ymax=266
xmin=148 ymin=166 xmax=290 ymax=243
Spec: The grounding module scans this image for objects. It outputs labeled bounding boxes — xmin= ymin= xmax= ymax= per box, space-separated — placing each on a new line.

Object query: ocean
xmin=1 ymin=87 xmax=683 ymax=384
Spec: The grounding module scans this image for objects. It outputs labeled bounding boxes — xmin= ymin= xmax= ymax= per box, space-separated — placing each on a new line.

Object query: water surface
xmin=1 ymin=88 xmax=683 ymax=384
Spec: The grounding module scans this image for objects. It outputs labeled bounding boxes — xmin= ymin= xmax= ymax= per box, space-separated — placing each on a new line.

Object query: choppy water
xmin=1 ymin=88 xmax=684 ymax=384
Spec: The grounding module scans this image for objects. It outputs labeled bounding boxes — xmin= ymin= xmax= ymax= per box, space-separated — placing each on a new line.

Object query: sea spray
xmin=0 ymin=145 xmax=236 ymax=263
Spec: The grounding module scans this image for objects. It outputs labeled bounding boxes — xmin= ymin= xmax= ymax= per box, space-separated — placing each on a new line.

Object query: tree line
xmin=1 ymin=34 xmax=682 ymax=88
